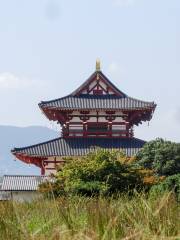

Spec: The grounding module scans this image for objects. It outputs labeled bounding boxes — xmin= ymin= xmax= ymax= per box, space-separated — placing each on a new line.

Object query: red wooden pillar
xmin=41 ymin=160 xmax=45 ymax=175
xmin=125 ymin=122 xmax=129 ymax=137
xmin=83 ymin=122 xmax=87 ymax=137
xmin=41 ymin=167 xmax=45 ymax=175
xmin=108 ymin=122 xmax=112 ymax=137
xmin=65 ymin=122 xmax=69 ymax=137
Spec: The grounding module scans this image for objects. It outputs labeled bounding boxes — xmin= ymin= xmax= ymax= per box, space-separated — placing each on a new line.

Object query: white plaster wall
xmin=45 ymin=169 xmax=56 ymax=175
xmin=82 ymin=90 xmax=87 ymax=94
xmin=69 ymin=125 xmax=83 ymax=130
xmin=87 ymin=117 xmax=97 ymax=122
xmin=0 ymin=191 xmax=11 ymax=200
xmin=69 ymin=133 xmax=82 ymax=136
xmin=70 ymin=117 xmax=81 ymax=122
xmin=44 ymin=156 xmax=65 ymax=175
xmin=113 ymin=117 xmax=124 ymax=122
xmin=12 ymin=192 xmax=43 ymax=202
xmin=100 ymin=111 xmax=107 ymax=115
xmin=68 ymin=111 xmax=126 ymax=124
xmin=45 ymin=162 xmax=54 ymax=168
xmin=98 ymin=117 xmax=106 ymax=122
xmin=72 ymin=111 xmax=79 ymax=115
xmin=47 ymin=156 xmax=64 ymax=161
xmin=89 ymin=111 xmax=97 ymax=115
xmin=99 ymin=80 xmax=106 ymax=89
xmin=112 ymin=125 xmax=126 ymax=130
xmin=89 ymin=81 xmax=97 ymax=89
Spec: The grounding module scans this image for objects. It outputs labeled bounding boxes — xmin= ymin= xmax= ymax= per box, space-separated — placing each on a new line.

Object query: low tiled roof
xmin=39 ymin=95 xmax=155 ymax=111
xmin=12 ymin=137 xmax=146 ymax=157
xmin=1 ymin=175 xmax=49 ymax=191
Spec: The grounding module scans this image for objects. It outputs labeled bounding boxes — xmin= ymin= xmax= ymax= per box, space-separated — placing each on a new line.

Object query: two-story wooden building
xmin=12 ymin=61 xmax=156 ymax=175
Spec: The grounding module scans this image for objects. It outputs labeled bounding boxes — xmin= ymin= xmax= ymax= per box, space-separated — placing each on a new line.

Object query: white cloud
xmin=0 ymin=72 xmax=43 ymax=89
xmin=108 ymin=62 xmax=125 ymax=76
xmin=113 ymin=0 xmax=135 ymax=7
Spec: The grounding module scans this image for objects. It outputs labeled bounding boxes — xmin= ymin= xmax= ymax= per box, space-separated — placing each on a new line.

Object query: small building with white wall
xmin=0 ymin=175 xmax=49 ymax=202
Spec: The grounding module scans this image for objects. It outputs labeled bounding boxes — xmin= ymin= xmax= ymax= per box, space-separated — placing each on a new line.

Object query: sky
xmin=0 ymin=0 xmax=179 ymax=142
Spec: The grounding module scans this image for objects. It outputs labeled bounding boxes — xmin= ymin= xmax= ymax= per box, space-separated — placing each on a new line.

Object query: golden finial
xmin=96 ymin=59 xmax=101 ymax=71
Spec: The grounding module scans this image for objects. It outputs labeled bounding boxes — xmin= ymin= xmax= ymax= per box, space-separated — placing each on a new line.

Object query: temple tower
xmin=12 ymin=61 xmax=156 ymax=175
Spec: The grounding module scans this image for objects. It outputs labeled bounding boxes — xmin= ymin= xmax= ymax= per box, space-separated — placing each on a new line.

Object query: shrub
xmin=150 ymin=174 xmax=180 ymax=201
xmin=40 ymin=150 xmax=144 ymax=197
xmin=136 ymin=138 xmax=180 ymax=176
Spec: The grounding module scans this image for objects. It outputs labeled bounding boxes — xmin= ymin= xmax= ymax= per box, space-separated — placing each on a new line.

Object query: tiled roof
xmin=70 ymin=71 xmax=127 ymax=97
xmin=39 ymin=95 xmax=155 ymax=111
xmin=12 ymin=137 xmax=146 ymax=157
xmin=1 ymin=175 xmax=49 ymax=191
xmin=39 ymin=70 xmax=156 ymax=111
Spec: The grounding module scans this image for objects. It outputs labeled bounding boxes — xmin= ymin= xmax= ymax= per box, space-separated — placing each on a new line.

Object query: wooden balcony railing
xmin=62 ymin=129 xmax=134 ymax=138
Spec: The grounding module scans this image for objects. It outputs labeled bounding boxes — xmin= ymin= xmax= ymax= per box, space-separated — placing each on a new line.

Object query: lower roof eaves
xmin=12 ymin=137 xmax=146 ymax=158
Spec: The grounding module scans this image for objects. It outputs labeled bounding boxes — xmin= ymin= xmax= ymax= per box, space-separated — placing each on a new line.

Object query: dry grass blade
xmin=0 ymin=193 xmax=179 ymax=240
xmin=120 ymin=230 xmax=143 ymax=240
xmin=153 ymin=191 xmax=173 ymax=216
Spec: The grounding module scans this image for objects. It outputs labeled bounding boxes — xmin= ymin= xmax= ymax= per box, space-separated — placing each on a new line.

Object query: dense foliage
xmin=40 ymin=150 xmax=144 ymax=197
xmin=40 ymin=138 xmax=180 ymax=199
xmin=150 ymin=174 xmax=180 ymax=201
xmin=136 ymin=138 xmax=180 ymax=176
xmin=2 ymin=138 xmax=180 ymax=239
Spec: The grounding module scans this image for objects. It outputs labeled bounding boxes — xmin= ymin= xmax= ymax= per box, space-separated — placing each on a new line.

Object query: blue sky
xmin=0 ymin=0 xmax=179 ymax=141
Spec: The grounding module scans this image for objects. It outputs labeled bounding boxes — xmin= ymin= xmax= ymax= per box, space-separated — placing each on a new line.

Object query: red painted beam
xmin=14 ymin=153 xmax=47 ymax=175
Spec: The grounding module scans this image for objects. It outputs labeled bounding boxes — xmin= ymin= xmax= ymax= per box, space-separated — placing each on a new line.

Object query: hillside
xmin=0 ymin=126 xmax=58 ymax=175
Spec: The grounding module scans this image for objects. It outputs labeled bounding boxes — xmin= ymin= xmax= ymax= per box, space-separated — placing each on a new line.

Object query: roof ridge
xmin=99 ymin=71 xmax=127 ymax=97
xmin=71 ymin=71 xmax=127 ymax=97
xmin=39 ymin=71 xmax=128 ymax=108
xmin=70 ymin=71 xmax=97 ymax=96
xmin=39 ymin=71 xmax=100 ymax=106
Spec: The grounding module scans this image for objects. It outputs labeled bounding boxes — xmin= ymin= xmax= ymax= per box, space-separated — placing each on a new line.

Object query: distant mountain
xmin=0 ymin=126 xmax=58 ymax=176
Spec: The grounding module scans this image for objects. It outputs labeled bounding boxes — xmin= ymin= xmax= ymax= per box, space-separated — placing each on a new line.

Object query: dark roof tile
xmin=1 ymin=175 xmax=50 ymax=191
xmin=12 ymin=137 xmax=146 ymax=157
xmin=39 ymin=95 xmax=155 ymax=111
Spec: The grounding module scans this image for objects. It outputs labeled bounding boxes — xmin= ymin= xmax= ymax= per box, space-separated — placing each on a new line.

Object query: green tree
xmin=136 ymin=138 xmax=180 ymax=176
xmin=150 ymin=174 xmax=180 ymax=201
xmin=41 ymin=150 xmax=144 ymax=197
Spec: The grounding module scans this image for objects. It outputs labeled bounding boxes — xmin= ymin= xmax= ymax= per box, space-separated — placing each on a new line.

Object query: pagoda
xmin=12 ymin=61 xmax=156 ymax=175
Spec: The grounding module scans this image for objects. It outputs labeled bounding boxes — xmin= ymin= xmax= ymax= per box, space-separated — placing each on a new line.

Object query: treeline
xmin=40 ymin=138 xmax=180 ymax=200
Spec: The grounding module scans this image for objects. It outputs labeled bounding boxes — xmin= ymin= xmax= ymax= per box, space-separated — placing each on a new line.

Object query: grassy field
xmin=0 ymin=192 xmax=180 ymax=240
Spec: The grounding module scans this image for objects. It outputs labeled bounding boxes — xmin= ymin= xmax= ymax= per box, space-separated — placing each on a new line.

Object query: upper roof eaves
xmin=39 ymin=95 xmax=156 ymax=111
xmin=38 ymin=70 xmax=156 ymax=111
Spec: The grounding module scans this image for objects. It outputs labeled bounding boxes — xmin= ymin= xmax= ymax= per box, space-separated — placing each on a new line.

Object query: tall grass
xmin=0 ymin=193 xmax=179 ymax=240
